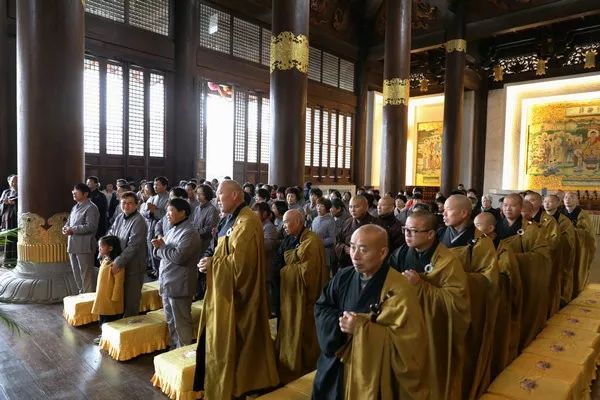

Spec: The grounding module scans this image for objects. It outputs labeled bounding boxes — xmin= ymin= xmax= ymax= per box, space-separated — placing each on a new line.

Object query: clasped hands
xmin=197 ymin=256 xmax=212 ymax=273
xmin=150 ymin=236 xmax=164 ymax=248
xmin=339 ymin=311 xmax=358 ymax=334
xmin=61 ymin=226 xmax=74 ymax=236
xmin=402 ymin=269 xmax=422 ymax=285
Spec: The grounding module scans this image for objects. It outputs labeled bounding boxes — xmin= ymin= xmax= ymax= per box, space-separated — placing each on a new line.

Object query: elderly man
xmin=272 ymin=209 xmax=328 ymax=383
xmin=0 ymin=174 xmax=18 ymax=267
xmin=496 ymin=193 xmax=550 ymax=351
xmin=438 ymin=194 xmax=477 ymax=247
xmin=193 ymin=180 xmax=278 ymax=399
xmin=544 ymin=194 xmax=577 ymax=305
xmin=151 ymin=198 xmax=200 ymax=348
xmin=333 ymin=195 xmax=378 ymax=274
xmin=107 ymin=191 xmax=148 ymax=317
xmin=63 ymin=183 xmax=100 ymax=293
xmin=142 ymin=176 xmax=170 ymax=278
xmin=388 ymin=211 xmax=470 ymax=400
xmin=313 ymin=224 xmax=429 ymax=400
xmin=479 ymin=194 xmax=500 ymax=221
xmin=562 ymin=191 xmax=596 ymax=297
xmin=376 ymin=195 xmax=404 ymax=252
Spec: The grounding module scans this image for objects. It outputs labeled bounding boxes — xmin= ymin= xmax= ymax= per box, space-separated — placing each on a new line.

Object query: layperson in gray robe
xmin=154 ymin=187 xmax=189 ymax=239
xmin=108 ymin=191 xmax=148 ymax=317
xmin=152 ymin=198 xmax=201 ymax=348
xmin=0 ymin=174 xmax=18 ymax=267
xmin=63 ymin=183 xmax=100 ymax=293
xmin=142 ymin=178 xmax=169 ymax=276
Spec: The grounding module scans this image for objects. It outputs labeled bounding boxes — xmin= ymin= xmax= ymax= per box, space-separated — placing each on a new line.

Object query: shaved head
xmin=217 ymin=179 xmax=244 ymax=214
xmin=283 ymin=209 xmax=303 ymax=224
xmin=283 ymin=209 xmax=304 ymax=236
xmin=521 ymin=200 xmax=534 ymax=220
xmin=564 ymin=191 xmax=579 ymax=210
xmin=505 ymin=193 xmax=523 ymax=206
xmin=353 ymin=224 xmax=389 ymax=249
xmin=543 ymin=194 xmax=560 ymax=214
xmin=524 ymin=191 xmax=542 ymax=212
xmin=443 ymin=194 xmax=472 ymax=228
xmin=377 ymin=195 xmax=395 ymax=216
xmin=349 ymin=195 xmax=368 ymax=219
xmin=350 ymin=224 xmax=389 ymax=277
xmin=220 ymin=179 xmax=243 ymax=194
xmin=474 ymin=212 xmax=496 ymax=236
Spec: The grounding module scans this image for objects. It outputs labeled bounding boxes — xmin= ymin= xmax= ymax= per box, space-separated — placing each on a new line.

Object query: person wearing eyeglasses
xmin=495 ymin=193 xmax=550 ymax=352
xmin=388 ymin=210 xmax=470 ymax=400
xmin=438 ymin=195 xmax=500 ymax=399
xmin=312 ymin=224 xmax=429 ymax=400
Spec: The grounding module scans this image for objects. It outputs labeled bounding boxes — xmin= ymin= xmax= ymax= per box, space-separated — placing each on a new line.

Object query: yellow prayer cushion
xmin=99 ymin=314 xmax=168 ymax=361
xmin=559 ymin=304 xmax=600 ymax=321
xmin=584 ymin=283 xmax=600 ymax=292
xmin=63 ymin=292 xmax=99 ymax=326
xmin=255 ymin=386 xmax=310 ymax=400
xmin=151 ymin=343 xmax=201 ymax=400
xmin=546 ymin=313 xmax=600 ymax=333
xmin=140 ymin=282 xmax=162 ymax=312
xmin=537 ymin=324 xmax=600 ymax=352
xmin=479 ymin=394 xmax=512 ymax=400
xmin=487 ymin=367 xmax=575 ymax=400
xmin=523 ymin=338 xmax=596 ymax=385
xmin=569 ymin=295 xmax=600 ymax=309
xmin=145 ymin=279 xmax=160 ymax=290
xmin=285 ymin=371 xmax=315 ymax=396
xmin=146 ymin=302 xmax=203 ymax=337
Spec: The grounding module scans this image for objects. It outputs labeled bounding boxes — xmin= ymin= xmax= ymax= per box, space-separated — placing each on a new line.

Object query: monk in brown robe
xmin=562 ymin=191 xmax=597 ymax=297
xmin=333 ymin=195 xmax=378 ymax=274
xmin=193 ymin=180 xmax=279 ymax=399
xmin=389 ymin=211 xmax=470 ymax=400
xmin=544 ymin=194 xmax=577 ymax=305
xmin=275 ymin=209 xmax=328 ymax=383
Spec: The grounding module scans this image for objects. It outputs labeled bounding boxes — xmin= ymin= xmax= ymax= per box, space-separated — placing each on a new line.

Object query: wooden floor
xmin=0 ymin=237 xmax=598 ymax=400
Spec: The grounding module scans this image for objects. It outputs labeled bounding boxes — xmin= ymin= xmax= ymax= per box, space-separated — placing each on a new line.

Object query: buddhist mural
xmin=525 ymin=99 xmax=600 ymax=189
xmin=415 ymin=121 xmax=442 ymax=186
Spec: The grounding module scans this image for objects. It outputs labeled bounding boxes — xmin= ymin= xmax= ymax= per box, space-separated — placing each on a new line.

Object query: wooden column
xmin=174 ymin=0 xmax=199 ymax=181
xmin=440 ymin=1 xmax=467 ymax=195
xmin=380 ymin=0 xmax=411 ymax=194
xmin=471 ymin=75 xmax=488 ymax=194
xmin=0 ymin=0 xmax=84 ymax=303
xmin=269 ymin=0 xmax=309 ymax=186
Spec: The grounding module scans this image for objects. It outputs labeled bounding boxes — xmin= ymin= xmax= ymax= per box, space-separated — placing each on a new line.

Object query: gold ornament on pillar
xmin=419 ymin=78 xmax=429 ymax=93
xmin=383 ymin=78 xmax=410 ymax=105
xmin=17 ymin=212 xmax=69 ymax=263
xmin=270 ymin=32 xmax=309 ymax=74
xmin=584 ymin=49 xmax=597 ymax=69
xmin=493 ymin=64 xmax=505 ymax=82
xmin=535 ymin=58 xmax=548 ymax=76
xmin=445 ymin=39 xmax=467 ymax=53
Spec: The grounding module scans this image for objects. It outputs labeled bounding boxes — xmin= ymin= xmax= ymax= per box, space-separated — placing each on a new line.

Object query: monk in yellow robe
xmin=313 ymin=224 xmax=429 ymax=400
xmin=274 ymin=209 xmax=328 ymax=383
xmin=496 ymin=193 xmax=551 ymax=351
xmin=562 ymin=191 xmax=597 ymax=296
xmin=544 ymin=194 xmax=577 ymax=305
xmin=389 ymin=210 xmax=470 ymax=400
xmin=193 ymin=180 xmax=279 ymax=399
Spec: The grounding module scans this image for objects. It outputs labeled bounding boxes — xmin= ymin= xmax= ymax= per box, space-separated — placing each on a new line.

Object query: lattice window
xmin=566 ymin=43 xmax=600 ymax=66
xmin=261 ymin=28 xmax=271 ymax=67
xmin=106 ymin=63 xmax=123 ymax=155
xmin=85 ymin=0 xmax=125 ymax=22
xmin=233 ymin=18 xmax=260 ymax=64
xmin=308 ymin=47 xmax=322 ymax=82
xmin=128 ymin=68 xmax=145 ymax=157
xmin=339 ymin=59 xmax=354 ymax=92
xmin=329 ymin=112 xmax=337 ymax=168
xmin=305 ymin=107 xmax=312 ymax=166
xmin=345 ymin=115 xmax=352 ymax=169
xmin=129 ymin=0 xmax=170 ymax=36
xmin=322 ymin=52 xmax=339 ymax=87
xmin=321 ymin=111 xmax=329 ymax=168
xmin=149 ymin=73 xmax=165 ymax=157
xmin=337 ymin=113 xmax=345 ymax=168
xmin=234 ymin=91 xmax=246 ymax=162
xmin=199 ymin=82 xmax=207 ymax=160
xmin=260 ymin=98 xmax=270 ymax=164
xmin=247 ymin=95 xmax=259 ymax=163
xmin=312 ymin=109 xmax=321 ymax=167
xmin=84 ymin=58 xmax=100 ymax=154
xmin=497 ymin=54 xmax=538 ymax=75
xmin=200 ymin=4 xmax=231 ymax=54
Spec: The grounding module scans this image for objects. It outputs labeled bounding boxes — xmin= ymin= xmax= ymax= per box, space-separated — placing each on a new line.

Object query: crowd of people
xmin=1 ymin=172 xmax=597 ymax=399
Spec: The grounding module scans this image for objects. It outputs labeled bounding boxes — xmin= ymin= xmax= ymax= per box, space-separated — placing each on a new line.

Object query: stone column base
xmin=0 ymin=261 xmax=78 ymax=303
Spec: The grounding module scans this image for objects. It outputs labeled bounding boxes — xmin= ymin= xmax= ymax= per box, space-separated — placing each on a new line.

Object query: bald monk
xmin=544 ymin=194 xmax=577 ymax=304
xmin=275 ymin=209 xmax=328 ymax=383
xmin=524 ymin=193 xmax=562 ymax=316
xmin=389 ymin=211 xmax=470 ymax=400
xmin=193 ymin=180 xmax=279 ymax=399
xmin=438 ymin=195 xmax=499 ymax=399
xmin=376 ymin=195 xmax=404 ymax=251
xmin=333 ymin=195 xmax=378 ymax=274
xmin=474 ymin=212 xmax=496 ymax=241
xmin=313 ymin=225 xmax=429 ymax=400
xmin=562 ymin=191 xmax=597 ymax=296
xmin=496 ymin=193 xmax=550 ymax=351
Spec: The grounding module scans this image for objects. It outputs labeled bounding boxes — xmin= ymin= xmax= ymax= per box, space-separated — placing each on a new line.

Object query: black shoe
xmin=147 ymin=271 xmax=158 ymax=280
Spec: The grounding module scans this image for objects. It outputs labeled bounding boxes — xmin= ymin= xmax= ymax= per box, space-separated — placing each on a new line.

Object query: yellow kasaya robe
xmin=416 ymin=244 xmax=470 ymax=400
xmin=498 ymin=220 xmax=551 ymax=351
xmin=554 ymin=212 xmax=577 ymax=305
xmin=491 ymin=245 xmax=522 ymax=378
xmin=341 ymin=268 xmax=429 ymax=400
xmin=570 ymin=209 xmax=597 ymax=297
xmin=92 ymin=257 xmax=124 ymax=316
xmin=448 ymin=236 xmax=499 ymax=400
xmin=539 ymin=212 xmax=561 ymax=316
xmin=196 ymin=206 xmax=279 ymax=399
xmin=276 ymin=229 xmax=329 ymax=383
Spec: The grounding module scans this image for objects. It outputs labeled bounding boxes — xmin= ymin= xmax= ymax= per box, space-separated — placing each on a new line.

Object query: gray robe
xmin=191 ymin=201 xmax=220 ymax=256
xmin=65 ymin=200 xmax=100 ymax=254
